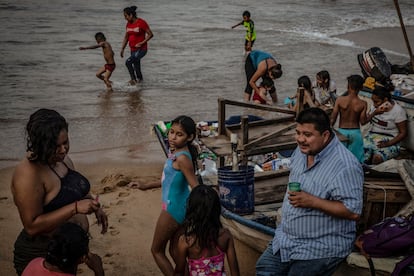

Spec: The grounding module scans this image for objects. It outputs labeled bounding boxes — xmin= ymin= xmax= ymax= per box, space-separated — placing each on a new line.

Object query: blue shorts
xmin=337 ymin=128 xmax=364 ymax=163
xmin=284 ymin=97 xmax=296 ymax=106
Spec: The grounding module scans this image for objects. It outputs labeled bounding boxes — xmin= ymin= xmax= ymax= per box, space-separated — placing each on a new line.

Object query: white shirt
xmin=369 ymin=102 xmax=407 ymax=137
xmin=313 ymin=80 xmax=337 ymax=104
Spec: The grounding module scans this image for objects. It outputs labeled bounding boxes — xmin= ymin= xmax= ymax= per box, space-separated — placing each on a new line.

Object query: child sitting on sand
xmin=174 ymin=185 xmax=240 ymax=276
xmin=79 ymin=32 xmax=116 ymax=91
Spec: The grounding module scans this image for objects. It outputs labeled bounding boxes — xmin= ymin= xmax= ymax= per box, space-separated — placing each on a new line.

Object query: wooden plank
xmin=255 ymin=176 xmax=289 ymax=205
xmin=218 ymin=98 xmax=296 ymax=115
xmin=366 ymin=189 xmax=411 ymax=203
xmin=243 ymin=123 xmax=297 ymax=151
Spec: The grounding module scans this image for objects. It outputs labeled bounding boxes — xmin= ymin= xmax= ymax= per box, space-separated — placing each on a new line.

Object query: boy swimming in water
xmin=79 ymin=32 xmax=116 ymax=91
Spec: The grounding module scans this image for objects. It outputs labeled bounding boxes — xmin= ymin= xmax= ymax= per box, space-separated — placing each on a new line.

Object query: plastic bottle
xmin=157 ymin=121 xmax=168 ymax=136
xmin=394 ymin=81 xmax=402 ymax=97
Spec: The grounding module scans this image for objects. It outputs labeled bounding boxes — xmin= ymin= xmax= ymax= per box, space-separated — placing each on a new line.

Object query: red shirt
xmin=126 ymin=18 xmax=150 ymax=51
xmin=22 ymin=257 xmax=74 ymax=276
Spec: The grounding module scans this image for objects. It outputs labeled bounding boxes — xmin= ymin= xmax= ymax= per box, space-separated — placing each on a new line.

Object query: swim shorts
xmin=105 ymin=63 xmax=116 ymax=72
xmin=363 ymin=132 xmax=400 ymax=164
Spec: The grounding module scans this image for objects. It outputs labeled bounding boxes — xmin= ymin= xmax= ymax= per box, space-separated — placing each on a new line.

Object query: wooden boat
xmin=153 ymin=98 xmax=410 ymax=251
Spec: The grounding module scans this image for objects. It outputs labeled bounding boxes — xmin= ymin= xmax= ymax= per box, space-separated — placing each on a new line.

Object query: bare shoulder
xmin=104 ymin=41 xmax=113 ymax=49
xmin=11 ymin=158 xmax=43 ymax=194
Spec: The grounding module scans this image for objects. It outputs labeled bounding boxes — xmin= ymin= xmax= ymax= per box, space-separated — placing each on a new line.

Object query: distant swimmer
xmin=79 ymin=32 xmax=116 ymax=91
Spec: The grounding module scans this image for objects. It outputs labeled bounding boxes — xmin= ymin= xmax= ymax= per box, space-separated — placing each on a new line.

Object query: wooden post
xmin=240 ymin=116 xmax=249 ymax=166
xmin=296 ymin=88 xmax=305 ymax=118
xmin=218 ymin=98 xmax=226 ymax=135
xmin=394 ymin=0 xmax=414 ymax=72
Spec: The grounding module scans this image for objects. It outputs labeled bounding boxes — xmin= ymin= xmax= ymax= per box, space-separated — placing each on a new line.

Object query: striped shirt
xmin=272 ymin=134 xmax=363 ymax=261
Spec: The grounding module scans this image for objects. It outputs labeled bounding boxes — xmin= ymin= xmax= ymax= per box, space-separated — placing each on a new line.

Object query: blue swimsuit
xmin=161 ymin=151 xmax=192 ymax=224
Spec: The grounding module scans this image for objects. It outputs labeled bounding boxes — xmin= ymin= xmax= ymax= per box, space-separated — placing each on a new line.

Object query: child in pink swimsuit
xmin=174 ymin=185 xmax=240 ymax=276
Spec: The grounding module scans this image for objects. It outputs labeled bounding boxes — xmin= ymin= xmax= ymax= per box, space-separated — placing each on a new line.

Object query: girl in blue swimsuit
xmin=151 ymin=115 xmax=200 ymax=275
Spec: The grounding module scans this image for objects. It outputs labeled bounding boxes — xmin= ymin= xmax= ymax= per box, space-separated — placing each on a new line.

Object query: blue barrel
xmin=218 ymin=165 xmax=254 ymax=215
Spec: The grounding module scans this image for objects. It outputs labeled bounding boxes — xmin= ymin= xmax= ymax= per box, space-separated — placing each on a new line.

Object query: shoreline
xmin=336 ymin=26 xmax=414 ymax=58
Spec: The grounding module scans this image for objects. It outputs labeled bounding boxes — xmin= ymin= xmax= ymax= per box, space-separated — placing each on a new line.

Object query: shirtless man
xmin=330 ymin=74 xmax=367 ymax=162
xmin=79 ymin=32 xmax=116 ymax=91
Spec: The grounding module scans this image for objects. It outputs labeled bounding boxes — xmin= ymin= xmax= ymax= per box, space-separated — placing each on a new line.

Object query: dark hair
xmin=372 ymin=86 xmax=392 ymax=101
xmin=296 ymin=107 xmax=332 ymax=134
xmin=123 ymin=6 xmax=137 ymax=18
xmin=171 ymin=115 xmax=198 ymax=172
xmin=316 ymin=70 xmax=331 ymax=89
xmin=26 ymin=109 xmax=68 ymax=164
xmin=95 ymin=32 xmax=106 ymax=41
xmin=298 ymin=75 xmax=312 ymax=92
xmin=261 ymin=77 xmax=274 ymax=88
xmin=347 ymin=74 xmax=364 ymax=91
xmin=242 ymin=10 xmax=251 ymax=17
xmin=183 ymin=185 xmax=222 ymax=250
xmin=45 ymin=223 xmax=89 ymax=274
xmin=317 ymin=70 xmax=330 ymax=82
xmin=270 ymin=64 xmax=283 ymax=79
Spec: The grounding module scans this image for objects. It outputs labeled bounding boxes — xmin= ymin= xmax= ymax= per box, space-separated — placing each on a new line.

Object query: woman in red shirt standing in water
xmin=121 ymin=6 xmax=154 ymax=85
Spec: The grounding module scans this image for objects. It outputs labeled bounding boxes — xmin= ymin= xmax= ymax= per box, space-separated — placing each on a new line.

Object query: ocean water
xmin=1 ymin=0 xmax=413 ymax=167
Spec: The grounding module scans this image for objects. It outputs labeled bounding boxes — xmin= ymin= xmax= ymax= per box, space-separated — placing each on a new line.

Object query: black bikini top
xmin=43 ymin=163 xmax=90 ymax=213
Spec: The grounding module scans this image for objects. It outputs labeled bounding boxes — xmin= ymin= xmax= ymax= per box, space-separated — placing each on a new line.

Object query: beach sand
xmin=336 ymin=26 xmax=414 ymax=59
xmin=1 ymin=26 xmax=414 ymax=275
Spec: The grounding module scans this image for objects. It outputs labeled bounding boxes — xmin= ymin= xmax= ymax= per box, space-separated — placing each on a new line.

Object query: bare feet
xmin=104 ymin=79 xmax=112 ymax=90
xmin=128 ymin=79 xmax=137 ymax=85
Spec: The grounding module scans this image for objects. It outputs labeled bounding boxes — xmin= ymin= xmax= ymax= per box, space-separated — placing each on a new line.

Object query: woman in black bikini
xmin=11 ymin=108 xmax=108 ymax=275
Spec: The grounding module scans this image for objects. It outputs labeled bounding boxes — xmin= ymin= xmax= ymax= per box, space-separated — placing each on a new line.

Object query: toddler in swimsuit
xmin=174 ymin=185 xmax=240 ymax=276
xmin=79 ymin=32 xmax=116 ymax=91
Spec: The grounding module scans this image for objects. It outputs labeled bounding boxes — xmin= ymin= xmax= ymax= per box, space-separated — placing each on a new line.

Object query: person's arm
xmin=79 ymin=42 xmax=104 ymax=50
xmin=268 ymin=86 xmax=278 ymax=103
xmin=304 ymin=90 xmax=317 ymax=108
xmin=135 ymin=27 xmax=154 ymax=48
xmin=173 ymin=235 xmax=188 ymax=276
xmin=69 ymin=157 xmax=108 ymax=234
xmin=85 ymin=252 xmax=105 ymax=276
xmin=377 ymin=120 xmax=408 ymax=148
xmin=288 ymin=191 xmax=360 ymax=221
xmin=364 ymin=105 xmax=385 ymax=125
xmin=176 ymin=154 xmax=199 ymax=189
xmin=120 ymin=32 xmax=129 ymax=58
xmin=11 ymin=163 xmax=100 ymax=236
xmin=249 ymin=62 xmax=267 ymax=96
xmin=224 ymin=229 xmax=240 ymax=276
xmin=93 ymin=199 xmax=108 ymax=234
xmin=330 ymin=99 xmax=340 ymax=126
xmin=231 ymin=21 xmax=243 ymax=29
xmin=359 ymin=101 xmax=368 ymax=125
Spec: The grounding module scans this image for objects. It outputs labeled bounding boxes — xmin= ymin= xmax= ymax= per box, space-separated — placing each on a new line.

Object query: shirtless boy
xmin=79 ymin=32 xmax=115 ymax=90
xmin=330 ymin=74 xmax=367 ymax=162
